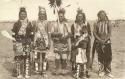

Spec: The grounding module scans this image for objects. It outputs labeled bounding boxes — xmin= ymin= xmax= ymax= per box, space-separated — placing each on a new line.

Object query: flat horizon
xmin=0 ymin=0 xmax=125 ymax=21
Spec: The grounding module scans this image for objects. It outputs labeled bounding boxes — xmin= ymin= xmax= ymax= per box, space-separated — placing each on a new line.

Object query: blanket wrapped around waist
xmin=34 ymin=38 xmax=47 ymax=51
xmin=53 ymin=43 xmax=69 ymax=54
xmin=51 ymin=33 xmax=69 ymax=54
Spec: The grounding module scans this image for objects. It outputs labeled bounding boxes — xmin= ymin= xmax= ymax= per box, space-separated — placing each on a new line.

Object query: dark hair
xmin=19 ymin=7 xmax=27 ymax=19
xmin=58 ymin=8 xmax=65 ymax=15
xmin=97 ymin=10 xmax=109 ymax=21
xmin=38 ymin=12 xmax=47 ymax=20
xmin=75 ymin=12 xmax=86 ymax=23
xmin=58 ymin=8 xmax=67 ymax=22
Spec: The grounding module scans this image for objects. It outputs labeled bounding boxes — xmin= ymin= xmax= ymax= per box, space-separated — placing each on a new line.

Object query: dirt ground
xmin=0 ymin=21 xmax=125 ymax=79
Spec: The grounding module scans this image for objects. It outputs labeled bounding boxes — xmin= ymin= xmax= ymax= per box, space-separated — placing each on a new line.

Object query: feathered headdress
xmin=48 ymin=0 xmax=62 ymax=7
xmin=39 ymin=6 xmax=46 ymax=13
xmin=77 ymin=8 xmax=83 ymax=14
xmin=38 ymin=6 xmax=47 ymax=20
xmin=19 ymin=7 xmax=27 ymax=16
xmin=20 ymin=7 xmax=26 ymax=13
xmin=75 ymin=8 xmax=86 ymax=23
xmin=58 ymin=8 xmax=65 ymax=14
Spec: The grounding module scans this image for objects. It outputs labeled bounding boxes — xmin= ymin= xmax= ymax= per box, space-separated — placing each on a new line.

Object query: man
xmin=51 ymin=8 xmax=70 ymax=75
xmin=93 ymin=10 xmax=114 ymax=77
xmin=70 ymin=8 xmax=91 ymax=78
xmin=12 ymin=7 xmax=33 ymax=78
xmin=32 ymin=6 xmax=50 ymax=76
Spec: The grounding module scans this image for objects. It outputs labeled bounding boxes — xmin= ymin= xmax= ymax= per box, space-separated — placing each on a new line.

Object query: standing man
xmin=32 ymin=6 xmax=50 ymax=76
xmin=12 ymin=7 xmax=33 ymax=78
xmin=70 ymin=8 xmax=91 ymax=78
xmin=93 ymin=10 xmax=114 ymax=77
xmin=51 ymin=8 xmax=70 ymax=75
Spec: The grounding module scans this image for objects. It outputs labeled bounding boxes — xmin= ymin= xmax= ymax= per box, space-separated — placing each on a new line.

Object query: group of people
xmin=11 ymin=6 xmax=114 ymax=79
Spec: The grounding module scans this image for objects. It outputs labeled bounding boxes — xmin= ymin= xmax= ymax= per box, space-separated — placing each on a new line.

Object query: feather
xmin=48 ymin=0 xmax=55 ymax=8
xmin=53 ymin=8 xmax=55 ymax=14
xmin=77 ymin=8 xmax=83 ymax=13
xmin=56 ymin=0 xmax=62 ymax=7
xmin=65 ymin=4 xmax=71 ymax=7
xmin=48 ymin=0 xmax=62 ymax=8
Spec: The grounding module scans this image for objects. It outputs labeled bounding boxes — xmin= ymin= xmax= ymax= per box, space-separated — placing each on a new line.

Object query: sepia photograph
xmin=0 ymin=0 xmax=125 ymax=79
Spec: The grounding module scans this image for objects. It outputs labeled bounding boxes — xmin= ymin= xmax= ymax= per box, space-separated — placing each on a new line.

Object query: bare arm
xmin=93 ymin=22 xmax=102 ymax=42
xmin=104 ymin=22 xmax=112 ymax=42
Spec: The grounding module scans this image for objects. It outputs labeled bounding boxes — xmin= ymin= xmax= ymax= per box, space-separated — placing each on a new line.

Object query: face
xmin=59 ymin=13 xmax=65 ymax=22
xmin=77 ymin=13 xmax=84 ymax=22
xmin=19 ymin=12 xmax=27 ymax=20
xmin=39 ymin=11 xmax=46 ymax=20
xmin=99 ymin=12 xmax=106 ymax=21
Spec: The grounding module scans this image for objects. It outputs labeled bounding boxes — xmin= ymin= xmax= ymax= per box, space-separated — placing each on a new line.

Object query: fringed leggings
xmin=34 ymin=51 xmax=47 ymax=74
xmin=15 ymin=55 xmax=30 ymax=76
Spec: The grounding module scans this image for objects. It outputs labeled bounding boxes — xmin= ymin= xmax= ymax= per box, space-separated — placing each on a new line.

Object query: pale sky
xmin=0 ymin=0 xmax=125 ymax=21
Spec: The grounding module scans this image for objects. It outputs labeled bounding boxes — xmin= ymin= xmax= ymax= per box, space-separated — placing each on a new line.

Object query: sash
xmin=34 ymin=20 xmax=49 ymax=48
xmin=18 ymin=19 xmax=28 ymax=35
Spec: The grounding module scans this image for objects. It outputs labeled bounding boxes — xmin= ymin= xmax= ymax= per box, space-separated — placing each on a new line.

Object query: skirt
xmin=76 ymin=48 xmax=87 ymax=64
xmin=53 ymin=43 xmax=69 ymax=54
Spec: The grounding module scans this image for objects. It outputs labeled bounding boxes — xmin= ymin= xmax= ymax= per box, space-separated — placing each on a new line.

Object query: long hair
xmin=97 ymin=10 xmax=109 ymax=22
xmin=58 ymin=8 xmax=67 ymax=22
xmin=75 ymin=12 xmax=86 ymax=24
